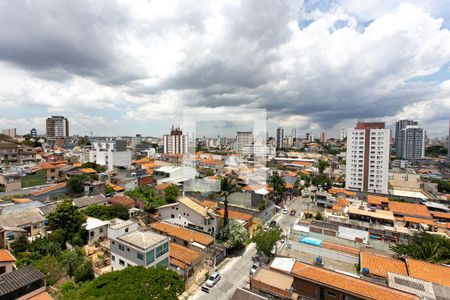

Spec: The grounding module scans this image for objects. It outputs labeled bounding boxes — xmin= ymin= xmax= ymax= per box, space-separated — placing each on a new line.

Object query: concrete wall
xmin=87 ymin=225 xmax=108 ymax=245
xmin=0 ymin=261 xmax=14 ymax=274
xmin=108 ymin=223 xmax=139 ymax=240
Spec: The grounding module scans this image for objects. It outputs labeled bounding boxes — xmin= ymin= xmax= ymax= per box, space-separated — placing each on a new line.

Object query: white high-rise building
xmin=89 ymin=140 xmax=132 ymax=171
xmin=397 ymin=125 xmax=425 ymax=160
xmin=163 ymin=126 xmax=188 ymax=155
xmin=340 ymin=128 xmax=347 ymax=140
xmin=345 ymin=122 xmax=390 ymax=194
xmin=2 ymin=128 xmax=16 ymax=138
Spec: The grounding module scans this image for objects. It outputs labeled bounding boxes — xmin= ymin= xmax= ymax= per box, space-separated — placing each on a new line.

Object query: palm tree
xmin=268 ymin=172 xmax=286 ymax=203
xmin=219 ymin=176 xmax=239 ymax=227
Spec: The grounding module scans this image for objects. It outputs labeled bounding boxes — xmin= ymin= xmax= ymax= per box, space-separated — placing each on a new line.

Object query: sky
xmin=0 ymin=0 xmax=449 ymax=139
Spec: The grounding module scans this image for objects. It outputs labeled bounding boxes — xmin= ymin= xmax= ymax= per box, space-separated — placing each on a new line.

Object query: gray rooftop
xmin=0 ymin=266 xmax=45 ymax=296
xmin=73 ymin=194 xmax=107 ymax=208
xmin=109 ymin=219 xmax=136 ymax=230
xmin=0 ymin=209 xmax=45 ymax=227
xmin=0 ymin=201 xmax=45 ymax=215
xmin=117 ymin=230 xmax=168 ymax=250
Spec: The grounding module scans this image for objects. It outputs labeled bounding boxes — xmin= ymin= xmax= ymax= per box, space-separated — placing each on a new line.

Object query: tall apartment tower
xmin=46 ymin=116 xmax=69 ymax=146
xmin=276 ymin=127 xmax=284 ymax=149
xmin=1 ymin=128 xmax=16 ymax=138
xmin=30 ymin=128 xmax=37 ymax=137
xmin=345 ymin=121 xmax=390 ymax=194
xmin=163 ymin=126 xmax=188 ymax=155
xmin=395 ymin=120 xmax=418 ymax=150
xmin=320 ymin=132 xmax=326 ymax=143
xmin=397 ymin=125 xmax=425 ymax=160
xmin=306 ymin=133 xmax=314 ymax=142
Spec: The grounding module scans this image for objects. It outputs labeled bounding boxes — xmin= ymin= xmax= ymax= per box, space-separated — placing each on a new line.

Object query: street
xmin=188 ymin=196 xmax=312 ymax=299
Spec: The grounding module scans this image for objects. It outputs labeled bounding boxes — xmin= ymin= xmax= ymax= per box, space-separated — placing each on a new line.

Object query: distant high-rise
xmin=163 ymin=126 xmax=188 ymax=155
xmin=291 ymin=128 xmax=296 ymax=139
xmin=345 ymin=121 xmax=390 ymax=193
xmin=276 ymin=127 xmax=284 ymax=149
xmin=320 ymin=132 xmax=326 ymax=143
xmin=395 ymin=120 xmax=418 ymax=151
xmin=30 ymin=128 xmax=37 ymax=137
xmin=397 ymin=124 xmax=425 ymax=160
xmin=306 ymin=132 xmax=313 ymax=142
xmin=46 ymin=116 xmax=69 ymax=146
xmin=2 ymin=128 xmax=16 ymax=138
xmin=340 ymin=128 xmax=347 ymax=140
xmin=448 ymin=118 xmax=450 ymax=160
xmin=236 ymin=131 xmax=253 ymax=154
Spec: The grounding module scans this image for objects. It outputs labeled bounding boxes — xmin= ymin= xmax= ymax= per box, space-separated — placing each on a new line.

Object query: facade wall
xmin=107 ymin=223 xmax=139 ymax=240
xmin=110 ymin=238 xmax=170 ymax=271
xmin=0 ymin=261 xmax=14 ymax=274
xmin=87 ymin=225 xmax=108 ymax=245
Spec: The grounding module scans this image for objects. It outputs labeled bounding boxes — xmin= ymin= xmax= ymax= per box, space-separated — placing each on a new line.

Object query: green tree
xmin=425 ymin=145 xmax=447 ymax=157
xmin=164 ymin=185 xmax=180 ymax=204
xmin=218 ymin=176 xmax=239 ymax=227
xmin=62 ymin=266 xmax=184 ymax=300
xmin=268 ymin=172 xmax=285 ymax=202
xmin=48 ymin=228 xmax=67 ymax=248
xmin=83 ymin=204 xmax=130 ymax=221
xmin=105 ymin=185 xmax=115 ymax=195
xmin=253 ymin=227 xmax=283 ymax=260
xmin=316 ymin=159 xmax=330 ymax=174
xmin=125 ymin=187 xmax=166 ymax=213
xmin=10 ymin=235 xmax=29 ymax=255
xmin=218 ymin=219 xmax=248 ymax=250
xmin=77 ymin=136 xmax=90 ymax=146
xmin=59 ymin=248 xmax=94 ymax=283
xmin=311 ymin=174 xmax=331 ymax=187
xmin=47 ymin=199 xmax=86 ymax=240
xmin=28 ymin=237 xmax=61 ymax=259
xmin=391 ymin=231 xmax=450 ymax=264
xmin=32 ymin=255 xmax=67 ymax=286
xmin=80 ymin=162 xmax=106 ymax=172
xmin=67 ymin=174 xmax=98 ymax=193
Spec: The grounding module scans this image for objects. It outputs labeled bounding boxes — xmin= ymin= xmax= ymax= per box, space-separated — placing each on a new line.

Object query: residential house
xmin=110 ymin=229 xmax=170 ymax=271
xmin=150 ymin=221 xmax=214 ymax=251
xmin=388 ymin=202 xmax=432 ymax=219
xmin=29 ymin=182 xmax=68 ymax=201
xmin=0 ymin=209 xmax=46 ymax=242
xmin=152 ymin=166 xmax=197 ymax=185
xmin=84 ymin=217 xmax=109 ymax=245
xmin=231 ymin=288 xmax=268 ymax=300
xmin=73 ymin=194 xmax=107 ymax=209
xmin=39 ymin=162 xmax=65 ymax=182
xmin=250 ymin=267 xmax=296 ymax=299
xmin=0 ymin=142 xmax=36 ymax=166
xmin=0 ymin=266 xmax=48 ymax=300
xmin=107 ymin=219 xmax=139 ymax=240
xmin=367 ymin=195 xmax=390 ymax=210
xmin=0 ymin=250 xmax=15 ymax=274
xmin=41 ymin=152 xmax=65 ymax=163
xmin=109 ymin=195 xmax=135 ymax=209
xmin=169 ymin=242 xmax=203 ymax=277
xmin=0 ymin=173 xmax=21 ymax=192
xmin=157 ymin=197 xmax=219 ymax=235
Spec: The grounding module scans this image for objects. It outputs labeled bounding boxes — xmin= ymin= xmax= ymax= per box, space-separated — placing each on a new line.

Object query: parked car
xmin=282 ymin=208 xmax=288 ymax=214
xmin=205 ymin=272 xmax=221 ymax=288
xmin=290 ymin=209 xmax=296 ymax=216
xmin=250 ymin=262 xmax=260 ymax=276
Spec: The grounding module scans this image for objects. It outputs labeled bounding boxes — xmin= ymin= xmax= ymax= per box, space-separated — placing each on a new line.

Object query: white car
xmin=250 ymin=262 xmax=260 ymax=276
xmin=282 ymin=208 xmax=288 ymax=214
xmin=205 ymin=272 xmax=221 ymax=288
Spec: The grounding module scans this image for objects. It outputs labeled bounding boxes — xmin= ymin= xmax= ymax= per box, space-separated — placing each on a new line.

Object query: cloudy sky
xmin=0 ymin=0 xmax=449 ymax=138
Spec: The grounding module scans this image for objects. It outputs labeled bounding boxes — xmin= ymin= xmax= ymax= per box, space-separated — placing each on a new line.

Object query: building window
xmin=137 ymin=253 xmax=144 ymax=260
xmin=125 ymin=228 xmax=129 ymax=233
xmin=327 ymin=291 xmax=337 ymax=297
xmin=158 ymin=257 xmax=169 ymax=268
xmin=119 ymin=259 xmax=125 ymax=266
xmin=111 ymin=255 xmax=115 ymax=261
xmin=127 ymin=247 xmax=130 ymax=252
xmin=171 ymin=214 xmax=175 ymax=218
xmin=156 ymin=242 xmax=169 ymax=258
xmin=146 ymin=249 xmax=155 ymax=265
xmin=112 ymin=241 xmax=115 ymax=245
xmin=119 ymin=244 xmax=125 ymax=251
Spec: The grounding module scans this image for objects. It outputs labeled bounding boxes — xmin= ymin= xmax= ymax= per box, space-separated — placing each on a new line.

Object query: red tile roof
xmin=406 ymin=258 xmax=450 ymax=287
xmin=109 ymin=195 xmax=135 ymax=209
xmin=30 ymin=182 xmax=67 ymax=196
xmin=169 ymin=242 xmax=202 ymax=270
xmin=291 ymin=261 xmax=418 ymax=300
xmin=150 ymin=221 xmax=213 ymax=246
xmin=0 ymin=249 xmax=15 ymax=262
xmin=388 ymin=202 xmax=431 ymax=219
xmin=360 ymin=252 xmax=408 ymax=278
xmin=322 ymin=241 xmax=359 ymax=256
xmin=368 ymin=195 xmax=390 ymax=205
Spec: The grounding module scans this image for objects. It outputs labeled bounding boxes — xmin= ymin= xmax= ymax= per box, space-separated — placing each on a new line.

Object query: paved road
xmin=188 ymin=196 xmax=313 ymax=300
xmin=189 ymin=243 xmax=257 ymax=300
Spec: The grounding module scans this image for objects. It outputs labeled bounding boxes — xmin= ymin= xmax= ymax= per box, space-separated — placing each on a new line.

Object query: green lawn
xmin=21 ymin=169 xmax=46 ymax=188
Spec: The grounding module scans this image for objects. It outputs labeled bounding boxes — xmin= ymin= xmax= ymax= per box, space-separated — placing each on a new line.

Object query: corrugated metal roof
xmin=0 ymin=266 xmax=45 ymax=296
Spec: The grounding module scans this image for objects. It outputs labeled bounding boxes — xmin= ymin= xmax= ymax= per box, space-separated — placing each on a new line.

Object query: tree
xmin=105 ymin=185 xmax=115 ymax=195
xmin=268 ymin=172 xmax=285 ymax=203
xmin=32 ymin=255 xmax=67 ymax=286
xmin=80 ymin=162 xmax=106 ymax=173
xmin=47 ymin=199 xmax=86 ymax=240
xmin=62 ymin=266 xmax=184 ymax=300
xmin=219 ymin=176 xmax=239 ymax=227
xmin=391 ymin=231 xmax=450 ymax=264
xmin=253 ymin=227 xmax=283 ymax=260
xmin=125 ymin=187 xmax=166 ymax=213
xmin=164 ymin=185 xmax=180 ymax=203
xmin=425 ymin=145 xmax=447 ymax=157
xmin=10 ymin=235 xmax=29 ymax=255
xmin=67 ymin=174 xmax=98 ymax=193
xmin=311 ymin=174 xmax=331 ymax=187
xmin=28 ymin=237 xmax=61 ymax=259
xmin=77 ymin=136 xmax=90 ymax=146
xmin=83 ymin=204 xmax=130 ymax=221
xmin=316 ymin=159 xmax=330 ymax=174
xmin=59 ymin=248 xmax=94 ymax=283
xmin=218 ymin=219 xmax=248 ymax=250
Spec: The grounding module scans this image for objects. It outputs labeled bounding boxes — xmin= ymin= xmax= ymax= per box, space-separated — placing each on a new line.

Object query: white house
xmin=157 ymin=197 xmax=219 ymax=235
xmin=84 ymin=217 xmax=109 ymax=245
xmin=110 ymin=229 xmax=170 ymax=271
xmin=108 ymin=219 xmax=140 ymax=240
xmin=152 ymin=166 xmax=197 ymax=185
xmin=89 ymin=140 xmax=132 ymax=171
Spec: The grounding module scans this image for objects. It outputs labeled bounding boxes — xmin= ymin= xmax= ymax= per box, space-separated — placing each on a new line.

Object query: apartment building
xmin=89 ymin=140 xmax=131 ymax=171
xmin=236 ymin=131 xmax=253 ymax=154
xmin=163 ymin=126 xmax=188 ymax=155
xmin=110 ymin=229 xmax=170 ymax=271
xmin=276 ymin=127 xmax=284 ymax=149
xmin=345 ymin=122 xmax=390 ymax=193
xmin=46 ymin=115 xmax=69 ymax=147
xmin=1 ymin=128 xmax=16 ymax=138
xmin=0 ymin=142 xmax=36 ymax=166
xmin=397 ymin=125 xmax=425 ymax=160
xmin=395 ymin=120 xmax=417 ymax=151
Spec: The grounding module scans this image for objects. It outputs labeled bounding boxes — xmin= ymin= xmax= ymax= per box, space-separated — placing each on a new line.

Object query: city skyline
xmin=0 ymin=1 xmax=449 ymax=138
